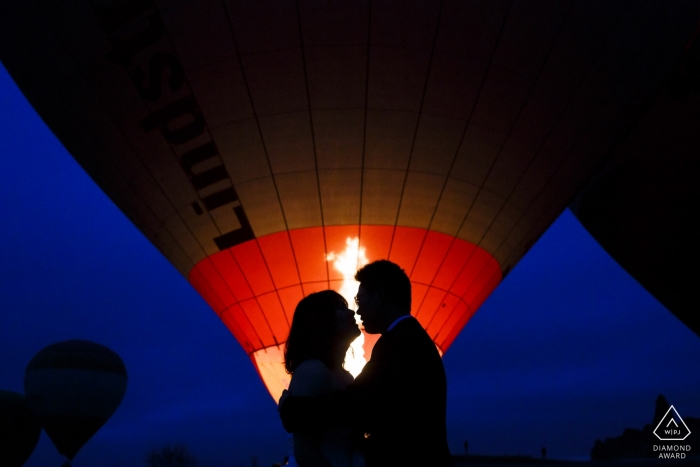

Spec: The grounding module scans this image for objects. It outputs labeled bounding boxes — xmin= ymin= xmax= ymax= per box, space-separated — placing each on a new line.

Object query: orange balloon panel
xmin=188 ymin=225 xmax=501 ymax=400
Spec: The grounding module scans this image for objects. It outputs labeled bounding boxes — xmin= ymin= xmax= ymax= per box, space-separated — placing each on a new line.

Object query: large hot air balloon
xmin=0 ymin=390 xmax=42 ymax=467
xmin=24 ymin=340 xmax=127 ymax=462
xmin=1 ymin=1 xmax=697 ymax=400
xmin=570 ymin=45 xmax=700 ymax=338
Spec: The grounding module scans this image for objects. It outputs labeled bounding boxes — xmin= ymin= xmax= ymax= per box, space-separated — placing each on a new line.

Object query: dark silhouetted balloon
xmin=23 ymin=340 xmax=127 ymax=461
xmin=0 ymin=390 xmax=42 ymax=467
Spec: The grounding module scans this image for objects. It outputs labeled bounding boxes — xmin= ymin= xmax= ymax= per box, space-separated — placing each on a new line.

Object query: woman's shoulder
xmin=288 ymin=359 xmax=333 ymax=397
xmin=334 ymin=367 xmax=354 ymax=385
xmin=293 ymin=359 xmax=331 ymax=376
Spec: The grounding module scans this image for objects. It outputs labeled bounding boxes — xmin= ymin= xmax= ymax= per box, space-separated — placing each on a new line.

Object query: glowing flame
xmin=327 ymin=237 xmax=369 ymax=377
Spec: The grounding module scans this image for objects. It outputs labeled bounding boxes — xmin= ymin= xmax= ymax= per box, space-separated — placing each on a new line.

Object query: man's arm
xmin=280 ymin=340 xmax=388 ymax=433
xmin=279 ymin=387 xmax=357 ymax=433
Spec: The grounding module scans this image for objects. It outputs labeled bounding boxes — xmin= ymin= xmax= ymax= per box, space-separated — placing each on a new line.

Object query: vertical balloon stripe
xmin=257 ymin=291 xmax=289 ymax=338
xmin=249 ymin=344 xmax=289 ymax=403
xmin=451 ymin=249 xmax=490 ymax=297
xmin=410 ymin=230 xmax=452 ymax=284
xmin=425 ymin=293 xmax=463 ymax=340
xmin=359 ymin=225 xmax=393 ymax=261
xmin=231 ymin=243 xmax=275 ymax=295
xmin=188 ymin=263 xmax=227 ymax=315
xmin=470 ymin=264 xmax=502 ymax=311
xmin=289 ymin=228 xmax=328 ymax=284
xmin=462 ymin=250 xmax=501 ymax=305
xmin=432 ymin=240 xmax=477 ymax=290
xmin=388 ymin=226 xmax=423 ymax=271
xmin=277 ymin=285 xmax=304 ymax=323
xmin=411 ymin=283 xmax=430 ymax=320
xmin=221 ymin=303 xmax=259 ymax=350
xmin=239 ymin=299 xmax=276 ymax=347
xmin=220 ymin=305 xmax=254 ymax=354
xmin=415 ymin=286 xmax=450 ymax=325
xmin=434 ymin=300 xmax=471 ymax=351
xmin=441 ymin=305 xmax=478 ymax=352
xmin=210 ymin=252 xmax=253 ymax=301
xmin=257 ymin=234 xmax=299 ymax=289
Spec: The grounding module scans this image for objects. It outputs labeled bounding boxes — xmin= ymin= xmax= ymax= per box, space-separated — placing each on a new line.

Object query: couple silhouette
xmin=279 ymin=260 xmax=453 ymax=467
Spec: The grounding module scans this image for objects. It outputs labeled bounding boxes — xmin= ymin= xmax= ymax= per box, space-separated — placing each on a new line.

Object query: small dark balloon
xmin=24 ymin=340 xmax=127 ymax=461
xmin=0 ymin=390 xmax=42 ymax=467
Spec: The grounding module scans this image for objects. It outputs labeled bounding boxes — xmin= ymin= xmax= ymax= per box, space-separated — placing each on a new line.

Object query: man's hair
xmin=284 ymin=290 xmax=348 ymax=374
xmin=354 ymin=260 xmax=411 ymax=312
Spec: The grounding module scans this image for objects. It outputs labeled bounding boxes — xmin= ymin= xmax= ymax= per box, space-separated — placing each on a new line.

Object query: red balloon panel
xmin=410 ymin=282 xmax=430 ymax=327
xmin=220 ymin=304 xmax=255 ymax=354
xmin=189 ymin=260 xmax=229 ymax=313
xmin=232 ymin=245 xmax=275 ymax=296
xmin=277 ymin=285 xmax=304 ymax=324
xmin=256 ymin=291 xmax=289 ymax=343
xmin=359 ymin=225 xmax=394 ymax=259
xmin=239 ymin=300 xmax=275 ymax=346
xmin=289 ymin=228 xmax=327 ymax=284
xmin=410 ymin=230 xmax=453 ymax=284
xmin=218 ymin=254 xmax=255 ymax=301
xmin=434 ymin=300 xmax=472 ymax=351
xmin=387 ymin=226 xmax=423 ymax=271
xmin=450 ymin=246 xmax=495 ymax=298
xmin=257 ymin=234 xmax=299 ymax=289
xmin=432 ymin=240 xmax=478 ymax=291
xmin=442 ymin=262 xmax=501 ymax=350
xmin=415 ymin=285 xmax=453 ymax=328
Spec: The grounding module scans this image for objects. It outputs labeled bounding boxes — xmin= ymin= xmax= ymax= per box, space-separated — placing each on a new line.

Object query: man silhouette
xmin=279 ymin=260 xmax=453 ymax=467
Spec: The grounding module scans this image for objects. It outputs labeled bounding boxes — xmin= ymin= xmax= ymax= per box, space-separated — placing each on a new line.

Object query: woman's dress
xmin=286 ymin=359 xmax=360 ymax=467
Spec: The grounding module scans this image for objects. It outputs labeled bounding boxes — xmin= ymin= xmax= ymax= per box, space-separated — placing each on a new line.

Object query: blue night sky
xmin=1 ymin=61 xmax=699 ymax=467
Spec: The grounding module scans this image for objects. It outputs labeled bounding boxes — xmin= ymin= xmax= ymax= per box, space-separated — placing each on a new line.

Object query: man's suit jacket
xmin=280 ymin=316 xmax=453 ymax=467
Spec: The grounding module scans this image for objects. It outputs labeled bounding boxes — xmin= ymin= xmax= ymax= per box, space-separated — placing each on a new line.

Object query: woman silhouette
xmin=284 ymin=290 xmax=363 ymax=467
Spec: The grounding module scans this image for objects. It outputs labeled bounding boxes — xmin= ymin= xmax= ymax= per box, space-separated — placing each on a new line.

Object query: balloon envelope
xmin=1 ymin=1 xmax=697 ymax=400
xmin=0 ymin=390 xmax=42 ymax=467
xmin=24 ymin=340 xmax=127 ymax=461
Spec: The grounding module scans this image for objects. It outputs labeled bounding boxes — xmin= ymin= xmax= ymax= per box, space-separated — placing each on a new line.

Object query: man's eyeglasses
xmin=354 ymin=293 xmax=366 ymax=307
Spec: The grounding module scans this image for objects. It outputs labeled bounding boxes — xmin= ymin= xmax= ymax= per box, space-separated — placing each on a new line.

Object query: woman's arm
xmin=288 ymin=360 xmax=334 ymax=467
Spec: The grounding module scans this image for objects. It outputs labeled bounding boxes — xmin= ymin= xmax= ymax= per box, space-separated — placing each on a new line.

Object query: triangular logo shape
xmin=654 ymin=405 xmax=691 ymax=441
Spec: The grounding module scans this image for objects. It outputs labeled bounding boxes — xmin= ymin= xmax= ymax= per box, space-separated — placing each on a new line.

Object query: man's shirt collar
xmin=386 ymin=314 xmax=413 ymax=332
